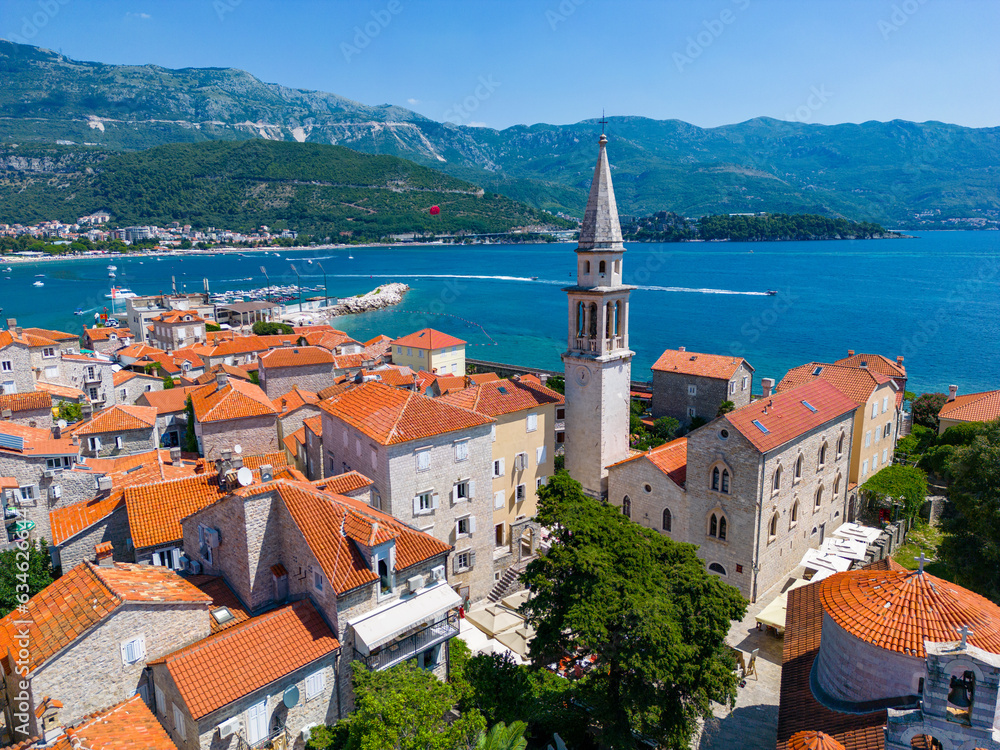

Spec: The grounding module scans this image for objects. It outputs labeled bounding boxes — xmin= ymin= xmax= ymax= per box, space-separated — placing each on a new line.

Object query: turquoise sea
xmin=1 ymin=230 xmax=997 ymax=394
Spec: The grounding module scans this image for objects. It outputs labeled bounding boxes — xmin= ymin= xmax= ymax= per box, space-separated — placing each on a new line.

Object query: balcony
xmin=235 ymin=726 xmax=290 ymax=750
xmin=355 ymin=612 xmax=458 ymax=671
xmin=574 ymin=337 xmax=599 ymax=353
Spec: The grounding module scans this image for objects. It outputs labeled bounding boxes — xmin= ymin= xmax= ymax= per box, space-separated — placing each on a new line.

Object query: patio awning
xmin=800 ymin=548 xmax=852 ymax=576
xmin=348 ymin=582 xmax=462 ymax=656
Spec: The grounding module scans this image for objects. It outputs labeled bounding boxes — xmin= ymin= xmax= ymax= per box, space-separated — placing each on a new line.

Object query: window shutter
xmin=494 ymin=490 xmax=504 ymax=510
xmin=469 ymin=551 xmax=477 ymax=569
xmin=536 ymin=446 xmax=546 ymax=464
xmin=431 ymin=492 xmax=439 ymax=510
xmin=120 ymin=640 xmax=130 ymax=665
xmin=450 ymin=485 xmax=457 ymax=504
xmin=452 ymin=554 xmax=460 ymax=574
xmin=468 ymin=480 xmax=476 ymax=499
xmin=499 ymin=457 xmax=505 ymax=475
xmin=469 ymin=516 xmax=477 ymax=534
xmin=413 ymin=496 xmax=421 ymax=515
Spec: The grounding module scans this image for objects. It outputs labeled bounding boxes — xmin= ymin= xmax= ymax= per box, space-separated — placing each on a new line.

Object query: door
xmin=246 ymin=699 xmax=268 ymax=744
xmin=819 ymin=523 xmax=826 ymax=544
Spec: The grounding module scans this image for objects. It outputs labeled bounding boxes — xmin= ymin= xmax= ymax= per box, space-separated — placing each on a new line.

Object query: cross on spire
xmin=598 ymin=109 xmax=608 ymax=134
xmin=957 ymin=624 xmax=974 ymax=649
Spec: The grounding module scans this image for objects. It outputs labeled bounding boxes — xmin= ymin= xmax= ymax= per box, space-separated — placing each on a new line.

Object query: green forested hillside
xmin=623 ymin=211 xmax=895 ymax=242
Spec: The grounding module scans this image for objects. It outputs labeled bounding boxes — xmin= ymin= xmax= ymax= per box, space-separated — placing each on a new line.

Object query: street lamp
xmin=289 ymin=263 xmax=304 ymax=314
xmin=316 ymin=262 xmax=329 ymax=310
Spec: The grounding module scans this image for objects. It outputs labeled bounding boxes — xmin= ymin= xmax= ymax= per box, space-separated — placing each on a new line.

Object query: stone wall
xmin=651 ymin=363 xmax=753 ymax=423
xmin=79 ymin=427 xmax=157 ymax=459
xmin=0 ymin=342 xmax=35 ymax=394
xmin=278 ymin=404 xmax=322 ymax=445
xmin=53 ymin=505 xmax=132 ymax=570
xmin=1 ymin=406 xmax=52 ymax=430
xmin=116 ymin=375 xmax=163 ymax=407
xmin=198 ymin=415 xmax=277 ymax=461
xmin=608 ymin=455 xmax=689 ymax=541
xmin=304 ymin=422 xmax=323 ymax=480
xmin=261 ymin=363 xmax=336 ymax=399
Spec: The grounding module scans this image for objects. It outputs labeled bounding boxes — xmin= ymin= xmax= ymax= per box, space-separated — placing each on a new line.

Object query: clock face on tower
xmin=575 ymin=365 xmax=590 ymax=387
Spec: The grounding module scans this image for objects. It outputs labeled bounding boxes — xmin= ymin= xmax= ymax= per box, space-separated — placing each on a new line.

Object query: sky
xmin=1 ymin=0 xmax=998 ymax=130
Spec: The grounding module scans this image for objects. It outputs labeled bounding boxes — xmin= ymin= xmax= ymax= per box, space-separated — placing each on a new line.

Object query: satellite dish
xmin=282 ymin=684 xmax=300 ymax=709
xmin=233 ymin=444 xmax=242 ymax=454
xmin=57 ymin=419 xmax=68 ymax=429
xmin=236 ymin=466 xmax=253 ymax=487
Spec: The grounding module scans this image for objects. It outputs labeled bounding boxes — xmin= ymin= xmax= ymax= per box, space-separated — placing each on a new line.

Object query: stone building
xmin=82 ymin=325 xmax=134 ymax=355
xmin=57 ymin=353 xmax=116 ymax=409
xmin=190 ymin=373 xmax=279 ymax=460
xmin=112 ymin=369 xmax=163 ymax=405
xmin=0 ymin=391 xmax=53 ymax=429
xmin=561 ymin=133 xmax=634 ymax=498
xmin=69 ymin=404 xmax=159 ymax=459
xmin=391 ymin=328 xmax=467 ymax=376
xmin=319 ymin=380 xmax=495 ymax=604
xmin=0 ymin=559 xmax=212 ymax=743
xmin=258 ymin=346 xmax=336 ymax=398
xmin=0 ymin=322 xmax=80 ymax=396
xmin=191 ymin=335 xmax=272 ymax=370
xmin=148 ymin=311 xmax=207 ymax=352
xmin=274 ymin=386 xmax=321 ymax=445
xmin=608 ymin=437 xmax=689 ymax=541
xmin=0 ymin=327 xmax=36 ymax=395
xmin=651 ymin=347 xmax=754 ymax=423
xmin=124 ymin=293 xmax=217 ymax=345
xmin=137 ymin=385 xmax=200 ymax=448
xmin=304 ymin=416 xmax=324 ymax=480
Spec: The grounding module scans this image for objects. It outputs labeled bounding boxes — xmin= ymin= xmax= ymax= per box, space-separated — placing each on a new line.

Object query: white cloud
xmin=126 ymin=12 xmax=151 ymax=19
xmin=468 ymin=121 xmax=489 ymax=128
xmin=407 ymin=98 xmax=420 ymax=106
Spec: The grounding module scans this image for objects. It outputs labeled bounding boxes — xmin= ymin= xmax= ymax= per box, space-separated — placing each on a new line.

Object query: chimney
xmin=762 ymin=378 xmax=774 ymax=398
xmin=216 ymin=371 xmax=229 ymax=388
xmin=231 ymin=454 xmax=244 ymax=470
xmin=678 ymin=346 xmax=686 ymax=352
xmin=52 ymin=423 xmax=61 ymax=438
xmin=96 ymin=475 xmax=113 ymax=492
xmin=169 ymin=446 xmax=182 ymax=464
xmin=260 ymin=464 xmax=274 ymax=482
xmin=4 ymin=318 xmax=15 ymax=331
xmin=71 ymin=435 xmax=80 ymax=446
xmin=948 ymin=384 xmax=958 ymax=402
xmin=15 ymin=325 xmax=22 ymax=337
xmin=94 ymin=542 xmax=114 ymax=567
xmin=38 ymin=697 xmax=64 ymax=743
xmin=847 ymin=349 xmax=855 ymax=357
xmin=896 ymin=356 xmax=904 ymax=365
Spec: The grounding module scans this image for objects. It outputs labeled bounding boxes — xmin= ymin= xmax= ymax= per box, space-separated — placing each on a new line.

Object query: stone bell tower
xmin=561 ymin=132 xmax=634 ymax=498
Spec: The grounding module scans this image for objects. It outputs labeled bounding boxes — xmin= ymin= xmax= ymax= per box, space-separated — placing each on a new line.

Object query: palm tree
xmin=475 ymin=721 xmax=528 ymax=750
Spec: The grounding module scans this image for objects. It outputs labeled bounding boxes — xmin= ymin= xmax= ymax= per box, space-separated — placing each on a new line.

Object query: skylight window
xmin=801 ymin=400 xmax=818 ymax=413
xmin=498 ymin=386 xmax=507 ymax=394
xmin=812 ymin=366 xmax=823 ymax=376
xmin=211 ymin=606 xmax=234 ymax=624
xmin=752 ymin=419 xmax=770 ymax=434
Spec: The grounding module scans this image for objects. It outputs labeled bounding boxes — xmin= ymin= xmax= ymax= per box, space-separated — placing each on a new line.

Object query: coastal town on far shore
xmin=0 ymin=131 xmax=998 ymax=750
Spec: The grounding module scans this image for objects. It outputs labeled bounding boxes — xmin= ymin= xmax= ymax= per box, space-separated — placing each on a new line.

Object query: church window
xmin=588 ymin=303 xmax=598 ymax=338
xmin=719 ymin=516 xmax=727 ymax=540
xmin=711 ymin=467 xmax=720 ymax=491
xmin=794 ymin=455 xmax=803 ymax=481
xmin=709 ymin=514 xmax=717 ymax=537
xmin=606 ymin=302 xmax=613 ymax=338
xmin=833 ymin=474 xmax=840 ymax=497
xmin=584 ymin=260 xmax=591 ymax=274
xmin=721 ymin=469 xmax=730 ymax=494
xmin=768 ymin=513 xmax=778 ymax=540
xmin=708 ymin=562 xmax=727 ymax=576
xmin=614 ymin=301 xmax=622 ymax=335
xmin=790 ymin=501 xmax=799 ymax=526
xmin=622 ymin=496 xmax=631 ymax=518
xmin=599 ymin=260 xmax=606 ymax=274
xmin=837 ymin=433 xmax=845 ymax=457
xmin=814 ymin=486 xmax=823 ymax=508
xmin=709 ymin=512 xmax=727 ymax=541
xmin=773 ymin=466 xmax=781 ymax=492
xmin=576 ymin=301 xmax=586 ymax=337
xmin=662 ymin=508 xmax=671 ymax=532
xmin=818 ymin=443 xmax=827 ymax=467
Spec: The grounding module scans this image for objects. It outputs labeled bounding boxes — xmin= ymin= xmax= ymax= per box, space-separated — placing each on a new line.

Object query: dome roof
xmin=820 ymin=568 xmax=1000 ymax=657
xmin=787 ymin=731 xmax=845 ymax=750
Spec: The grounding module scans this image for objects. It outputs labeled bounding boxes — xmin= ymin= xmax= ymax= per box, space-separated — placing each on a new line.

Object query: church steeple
xmin=578 ymin=134 xmax=625 ymax=251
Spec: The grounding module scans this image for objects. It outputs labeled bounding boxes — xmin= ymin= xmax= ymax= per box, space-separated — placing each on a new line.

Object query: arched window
xmin=709 ymin=513 xmax=718 ymax=537
xmin=719 ymin=516 xmax=727 ymax=540
xmin=721 ymin=469 xmax=730 ymax=494
xmin=622 ymin=496 xmax=631 ymax=518
xmin=576 ymin=301 xmax=586 ymax=337
xmin=773 ymin=466 xmax=781 ymax=492
xmin=662 ymin=508 xmax=672 ymax=532
xmin=814 ymin=486 xmax=823 ymax=508
xmin=711 ymin=467 xmax=720 ymax=491
xmin=588 ymin=302 xmax=598 ymax=338
xmin=378 ymin=559 xmax=391 ymax=594
xmin=584 ymin=260 xmax=590 ymax=274
xmin=599 ymin=260 xmax=606 ymax=274
xmin=769 ymin=513 xmax=778 ymax=539
xmin=819 ymin=443 xmax=827 ymax=467
xmin=614 ymin=300 xmax=622 ymax=335
xmin=836 ymin=433 xmax=845 ymax=457
xmin=606 ymin=302 xmax=613 ymax=337
xmin=708 ymin=562 xmax=727 ymax=576
xmin=790 ymin=501 xmax=799 ymax=525
xmin=795 ymin=455 xmax=803 ymax=480
xmin=833 ymin=474 xmax=841 ymax=497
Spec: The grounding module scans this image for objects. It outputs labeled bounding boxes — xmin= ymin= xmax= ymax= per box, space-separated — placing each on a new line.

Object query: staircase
xmin=487 ymin=563 xmax=526 ymax=603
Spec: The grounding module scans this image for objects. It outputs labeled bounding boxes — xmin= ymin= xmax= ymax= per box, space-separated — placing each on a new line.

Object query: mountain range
xmin=2 ymin=40 xmax=999 ymax=227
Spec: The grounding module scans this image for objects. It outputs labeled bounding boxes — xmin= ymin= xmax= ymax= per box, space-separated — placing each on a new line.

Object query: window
xmin=494 ymin=490 xmax=505 ymax=510
xmin=154 ymin=685 xmax=166 ymax=715
xmin=598 ymin=260 xmax=606 ymax=274
xmin=837 ymin=434 xmax=845 ymax=457
xmin=526 ymin=413 xmax=538 ymax=432
xmin=121 ymin=636 xmax=146 ymax=665
xmin=306 ymin=669 xmax=325 ymax=700
xmin=516 ymin=483 xmax=526 ymax=501
xmin=708 ymin=562 xmax=727 ymax=576
xmin=882 ymin=396 xmax=889 ymax=413
xmin=772 ymin=466 xmax=781 ymax=492
xmin=711 ymin=467 xmax=720 ymax=491
xmin=688 ymin=406 xmax=696 ymax=419
xmin=662 ymin=508 xmax=672 ymax=532
xmin=514 ymin=452 xmax=528 ymax=471
xmin=453 ymin=480 xmax=473 ymax=503
xmin=173 ymin=704 xmax=186 ymax=740
xmin=742 ymin=376 xmax=748 ymax=391
xmin=833 ymin=475 xmax=840 ymax=497
xmin=493 ymin=458 xmax=505 ymax=477
xmin=88 ymin=387 xmax=98 ymax=401
xmin=87 ymin=436 xmax=101 ymax=452
xmin=0 ymin=360 xmax=10 ymax=372
xmin=407 ymin=347 xmax=412 ymax=356
xmin=719 ymin=428 xmax=729 ymax=440
xmin=818 ymin=443 xmax=827 ymax=466
xmin=583 ymin=260 xmax=590 ymax=274
xmin=115 ymin=436 xmax=123 ymax=450
xmin=688 ymin=384 xmax=697 ymax=396
xmin=536 ymin=475 xmax=546 ymax=489
xmin=790 ymin=501 xmax=799 ymax=526
xmin=456 ymin=515 xmax=475 ymax=537
xmin=44 ymin=365 xmax=58 ymax=379
xmin=719 ymin=517 xmax=727 ymax=540
xmin=86 ymin=366 xmax=95 ymax=379
xmin=342 ymin=430 xmax=348 ymax=447
xmin=643 ymin=483 xmax=652 ymax=493
xmin=419 ymin=350 xmax=424 ymax=358
xmin=355 ymin=438 xmax=362 ymax=457
xmin=884 ymin=423 xmax=892 ymax=438
xmin=768 ymin=513 xmax=778 ymax=539
xmin=729 ymin=381 xmax=736 ymax=395
xmin=622 ymin=496 xmax=631 ymax=518
xmin=454 ymin=440 xmax=469 ymax=462
xmin=874 ymin=426 xmax=881 ymax=444
xmin=414 ymin=491 xmax=436 ymax=515
xmin=883 ymin=447 xmax=888 ymax=463
xmin=415 ymin=448 xmax=430 ymax=472
xmin=378 ymin=558 xmax=391 ymax=595
xmin=709 ymin=512 xmax=727 ymax=539
xmin=455 ymin=550 xmax=474 ymax=572
xmin=794 ymin=455 xmax=803 ymax=480
xmin=120 ymin=388 xmax=128 ymax=400
xmin=815 ymin=486 xmax=823 ymax=508
xmin=862 ymin=459 xmax=868 ymax=476
xmin=42 ymin=347 xmax=55 ymax=358
xmin=370 ymin=449 xmax=377 ymax=470
xmin=397 ymin=346 xmax=402 ymax=354
xmin=721 ymin=469 xmax=730 ymax=494
xmin=871 ymin=402 xmax=878 ymax=419
xmin=872 ymin=453 xmax=879 ymax=470
xmin=313 ymin=569 xmax=325 ymax=593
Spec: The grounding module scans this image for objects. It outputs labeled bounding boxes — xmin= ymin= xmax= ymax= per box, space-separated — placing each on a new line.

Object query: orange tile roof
xmin=724 ymin=380 xmax=858 ymax=453
xmin=84 ymin=326 xmax=133 ymax=342
xmin=651 ymin=348 xmax=752 ymax=379
xmin=373 ymin=366 xmax=418 ymax=388
xmin=116 ymin=343 xmax=165 ymax=360
xmin=188 ymin=363 xmax=251 ymax=386
xmin=819 ymin=568 xmax=1000 ymax=657
xmin=439 ymin=376 xmax=564 ymax=416
xmin=283 ymin=426 xmax=305 ymax=455
xmin=304 ymin=415 xmax=322 ymax=436
xmin=0 ymin=391 xmax=52 ymax=412
xmin=273 ymin=386 xmax=320 ymax=415
xmin=70 ymin=405 xmax=157 ymax=435
xmin=48 ymin=694 xmax=177 ymax=750
xmin=365 ymin=334 xmax=393 ymax=347
xmin=186 ymin=575 xmax=251 ymax=633
xmin=190 ymin=378 xmax=277 ymax=423
xmin=196 ymin=335 xmax=270 ymax=357
xmin=153 ymin=600 xmax=339 ymax=718
xmin=787 ymin=731 xmax=846 ymax=750
xmin=23 ymin=327 xmax=78 ymax=342
xmin=124 ymin=474 xmax=231 ymax=549
xmin=137 ymin=385 xmax=200 ymax=415
xmin=393 ymin=328 xmax=466 ymax=349
xmin=0 ymin=562 xmax=209 ymax=671
xmin=0 ymin=477 xmax=17 ymax=490
xmin=316 ymin=380 xmax=358 ymax=401
xmin=320 ymin=380 xmax=492 ymax=445
xmin=834 ymin=352 xmax=906 ymax=378
xmin=0 ymin=422 xmax=77 ymax=457
xmin=259 ymin=345 xmax=334 ymax=369
xmin=938 ymin=389 xmax=1000 ymax=423
xmin=607 ymin=438 xmax=688 ymax=487
xmin=170 ymin=347 xmax=205 ymax=367
xmin=111 ymin=369 xmax=160 ymax=387
xmin=152 ymin=310 xmax=205 ymax=324
xmin=311 ymin=470 xmax=373 ymax=496
xmin=49 ymin=494 xmax=126 ymax=546
xmin=35 ymin=381 xmax=86 ymax=399
xmin=778 ymin=363 xmax=893 ymax=406
xmin=332 ymin=352 xmax=366 ymax=369
xmin=242 ymin=451 xmax=289 ymax=470
xmin=0 ymin=329 xmax=59 ymax=348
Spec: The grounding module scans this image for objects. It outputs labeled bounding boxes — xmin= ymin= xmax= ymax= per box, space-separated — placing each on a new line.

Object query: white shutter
xmin=469 ymin=480 xmax=476 ymax=499
xmin=469 ymin=550 xmax=477 ymax=569
xmin=451 ymin=485 xmax=457 ymax=504
xmin=469 ymin=516 xmax=477 ymax=534
xmin=499 ymin=457 xmax=505 ymax=476
xmin=452 ymin=554 xmax=460 ymax=573
xmin=494 ymin=490 xmax=504 ymax=510
xmin=491 ymin=424 xmax=496 ymax=442
xmin=120 ymin=640 xmax=130 ymax=664
xmin=432 ymin=492 xmax=439 ymax=510
xmin=171 ymin=549 xmax=182 ymax=569
xmin=413 ymin=496 xmax=421 ymax=515
xmin=536 ymin=445 xmax=546 ymax=464
xmin=154 ymin=685 xmax=166 ymax=714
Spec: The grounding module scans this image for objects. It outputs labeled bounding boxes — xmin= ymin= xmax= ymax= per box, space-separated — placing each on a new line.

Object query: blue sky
xmin=2 ymin=0 xmax=998 ymax=130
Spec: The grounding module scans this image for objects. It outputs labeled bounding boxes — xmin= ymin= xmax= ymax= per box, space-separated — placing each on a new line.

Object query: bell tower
xmin=561 ymin=132 xmax=634 ymax=498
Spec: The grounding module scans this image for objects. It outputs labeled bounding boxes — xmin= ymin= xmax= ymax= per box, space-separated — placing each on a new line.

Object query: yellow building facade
xmin=391 ymin=328 xmax=466 ymax=376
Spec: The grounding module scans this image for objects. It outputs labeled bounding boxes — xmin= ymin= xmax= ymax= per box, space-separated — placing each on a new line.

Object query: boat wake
xmin=634 ymin=285 xmax=771 ymax=296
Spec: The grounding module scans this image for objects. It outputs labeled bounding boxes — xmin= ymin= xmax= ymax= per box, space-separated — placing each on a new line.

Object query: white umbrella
xmin=501 ymin=589 xmax=531 ymax=611
xmin=495 ymin=623 xmax=536 ymax=658
xmin=459 ymin=617 xmax=493 ymax=655
xmin=465 ymin=603 xmax=523 ymax=638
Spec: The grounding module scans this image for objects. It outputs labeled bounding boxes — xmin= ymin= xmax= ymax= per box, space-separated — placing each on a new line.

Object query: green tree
xmin=162 ymin=374 xmax=175 ymax=390
xmin=652 ymin=416 xmax=680 ymax=442
xmin=521 ymin=473 xmax=747 ymax=749
xmin=183 ymin=397 xmax=199 ymax=454
xmin=252 ymin=320 xmax=295 ymax=336
xmin=860 ymin=464 xmax=928 ymax=520
xmin=544 ymin=375 xmax=565 ymax=395
xmin=0 ymin=540 xmax=54 ymax=617
xmin=475 ymin=722 xmax=528 ymax=750
xmin=205 ymin=322 xmax=221 ymax=332
xmin=716 ymin=400 xmax=735 ymax=417
xmin=912 ymin=392 xmax=948 ymax=430
xmin=56 ymin=400 xmax=83 ymax=424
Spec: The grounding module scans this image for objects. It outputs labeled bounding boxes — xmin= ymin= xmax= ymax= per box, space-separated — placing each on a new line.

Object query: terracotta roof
xmin=938 ymin=389 xmax=1000 ymax=424
xmin=304 ymin=415 xmax=322 ymax=436
xmin=35 ymin=381 xmax=86 ymax=399
xmin=70 ymin=405 xmax=157 ymax=435
xmin=124 ymin=474 xmax=231 ymax=549
xmin=137 ymin=385 xmax=200 ymax=415
xmin=0 ymin=422 xmax=77 ymax=456
xmin=365 ymin=334 xmax=393 ymax=347
xmin=152 ymin=600 xmax=339 ymax=718
xmin=0 ymin=329 xmax=59 ymax=348
xmin=49 ymin=494 xmax=126 ymax=546
xmin=273 ymin=386 xmax=320 ymax=415
xmin=189 ymin=363 xmax=252 ymax=386
xmin=819 ymin=568 xmax=1000 ymax=657
xmin=316 ymin=380 xmax=358 ymax=401
xmin=311 ymin=470 xmax=373 ymax=496
xmin=283 ymin=426 xmax=305 ymax=455
xmin=117 ymin=343 xmax=166 ymax=360
xmin=259 ymin=345 xmax=334 ymax=369
xmin=152 ymin=310 xmax=204 ymax=324
xmin=607 ymin=438 xmax=688 ymax=487
xmin=170 ymin=347 xmax=205 ymax=368
xmin=61 ymin=353 xmax=110 ymax=365
xmin=320 ymin=380 xmax=492 ymax=445
xmin=834 ymin=352 xmax=906 ymax=378
xmin=22 ymin=327 xmax=77 ymax=342
xmin=0 ymin=391 xmax=52 ymax=412
xmin=393 ymin=328 xmax=466 ymax=349
xmin=84 ymin=327 xmax=132 ymax=342
xmin=373 ymin=366 xmax=418 ymax=388
xmin=190 ymin=378 xmax=277 ymax=423
xmin=242 ymin=451 xmax=289 ymax=470
xmin=778 ymin=363 xmax=893 ymax=406
xmin=0 ymin=562 xmax=209 ymax=671
xmin=195 ymin=335 xmax=270 ymax=357
xmin=787 ymin=731 xmax=846 ymax=750
xmin=48 ymin=694 xmax=177 ymax=750
xmin=332 ymin=352 xmax=366 ymax=370
xmin=186 ymin=575 xmax=251 ymax=633
xmin=439 ymin=376 xmax=564 ymax=416
xmin=0 ymin=477 xmax=17 ymax=489
xmin=112 ymin=369 xmax=160 ymax=387
xmin=651 ymin=348 xmax=752 ymax=379
xmin=724 ymin=380 xmax=858 ymax=453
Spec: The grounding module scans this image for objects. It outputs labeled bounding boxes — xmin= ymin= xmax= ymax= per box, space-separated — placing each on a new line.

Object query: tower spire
xmin=577 ymin=132 xmax=624 ymax=251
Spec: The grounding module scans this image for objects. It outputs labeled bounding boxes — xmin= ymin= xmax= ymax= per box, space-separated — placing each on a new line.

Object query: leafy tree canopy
xmin=56 ymin=400 xmax=83 ymax=424
xmin=912 ymin=392 xmax=948 ymax=430
xmin=716 ymin=401 xmax=735 ymax=417
xmin=521 ymin=472 xmax=747 ymax=748
xmin=861 ymin=464 xmax=928 ymax=520
xmin=0 ymin=539 xmax=54 ymax=617
xmin=252 ymin=320 xmax=295 ymax=336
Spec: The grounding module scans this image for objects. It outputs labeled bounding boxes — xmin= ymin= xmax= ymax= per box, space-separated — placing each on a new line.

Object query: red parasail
xmin=429 ymin=205 xmax=440 ymax=215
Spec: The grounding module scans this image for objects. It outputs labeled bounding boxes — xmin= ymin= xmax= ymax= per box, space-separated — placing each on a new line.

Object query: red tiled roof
xmin=304 ymin=415 xmax=322 ymax=436
xmin=242 ymin=451 xmax=289 ymax=470
xmin=316 ymin=380 xmax=358 ymax=401
xmin=439 ymin=376 xmax=564 ymax=416
xmin=0 ymin=329 xmax=58 ymax=348
xmin=819 ymin=568 xmax=1000 ymax=657
xmin=190 ymin=378 xmax=277 ymax=423
xmin=0 ymin=422 xmax=77 ymax=456
xmin=725 ymin=380 xmax=858 ymax=453
xmin=319 ymin=381 xmax=492 ymax=445
xmin=938 ymin=389 xmax=1000 ymax=424
xmin=607 ymin=438 xmax=688 ymax=487
xmin=23 ymin=327 xmax=77 ymax=342
xmin=153 ymin=600 xmax=339 ymax=718
xmin=70 ymin=405 xmax=157 ymax=435
xmin=137 ymin=385 xmax=200 ymax=415
xmin=112 ymin=369 xmax=160 ymax=387
xmin=393 ymin=328 xmax=466 ymax=349
xmin=834 ymin=352 xmax=906 ymax=378
xmin=49 ymin=494 xmax=126 ymax=546
xmin=0 ymin=391 xmax=52 ymax=412
xmin=651 ymin=349 xmax=752 ymax=379
xmin=84 ymin=327 xmax=132 ymax=342
xmin=152 ymin=310 xmax=204 ymax=324
xmin=778 ymin=363 xmax=893 ymax=406
xmin=35 ymin=381 xmax=86 ymax=399
xmin=787 ymin=731 xmax=846 ymax=750
xmin=0 ymin=562 xmax=209 ymax=671
xmin=311 ymin=470 xmax=373 ymax=496
xmin=124 ymin=474 xmax=230 ymax=549
xmin=259 ymin=345 xmax=334 ymax=369
xmin=117 ymin=343 xmax=166 ymax=360
xmin=364 ymin=334 xmax=393 ymax=347
xmin=186 ymin=575 xmax=251 ymax=633
xmin=283 ymin=426 xmax=304 ymax=455
xmin=273 ymin=386 xmax=320 ymax=415
xmin=195 ymin=335 xmax=270 ymax=358
xmin=52 ymin=694 xmax=177 ymax=750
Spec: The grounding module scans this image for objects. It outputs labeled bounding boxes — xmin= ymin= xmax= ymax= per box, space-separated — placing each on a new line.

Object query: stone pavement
xmin=696 ymin=572 xmax=806 ymax=750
